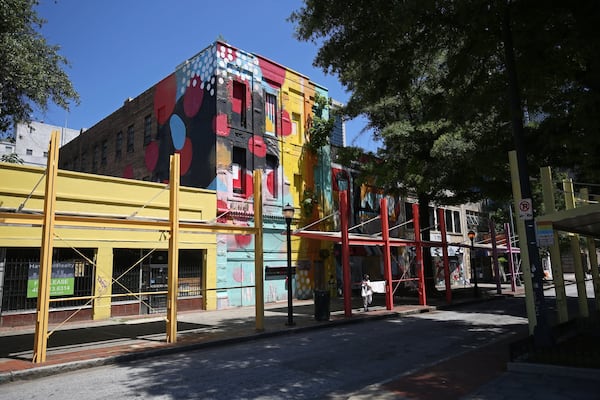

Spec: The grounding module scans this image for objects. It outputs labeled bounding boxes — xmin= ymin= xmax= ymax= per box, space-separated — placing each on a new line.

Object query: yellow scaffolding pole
xmin=509 ymin=150 xmax=536 ymax=335
xmin=581 ymin=188 xmax=600 ymax=311
xmin=166 ymin=154 xmax=180 ymax=343
xmin=564 ymin=179 xmax=589 ymax=318
xmin=540 ymin=166 xmax=568 ymax=324
xmin=33 ymin=130 xmax=60 ymax=363
xmin=253 ymin=170 xmax=264 ymax=331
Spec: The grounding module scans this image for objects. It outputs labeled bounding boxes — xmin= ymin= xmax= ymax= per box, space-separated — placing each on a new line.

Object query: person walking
xmin=361 ymin=274 xmax=372 ymax=311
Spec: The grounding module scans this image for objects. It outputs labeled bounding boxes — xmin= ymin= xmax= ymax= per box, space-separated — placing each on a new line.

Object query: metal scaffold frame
xmin=292 ymin=191 xmax=521 ymax=317
xmin=0 ymin=131 xmax=267 ymax=363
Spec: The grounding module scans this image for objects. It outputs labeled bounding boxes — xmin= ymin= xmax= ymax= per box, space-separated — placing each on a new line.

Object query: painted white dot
xmin=218 ymin=77 xmax=224 ymax=84
xmin=210 ymin=89 xmax=214 ymax=96
xmin=192 ymin=78 xmax=197 ymax=87
xmin=200 ymin=82 xmax=205 ymax=89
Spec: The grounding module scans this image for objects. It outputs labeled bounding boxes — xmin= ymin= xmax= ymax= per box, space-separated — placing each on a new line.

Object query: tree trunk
xmin=418 ymin=193 xmax=440 ymax=297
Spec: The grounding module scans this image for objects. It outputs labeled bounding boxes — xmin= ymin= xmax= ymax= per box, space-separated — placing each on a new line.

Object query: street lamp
xmin=283 ymin=203 xmax=295 ymax=326
xmin=468 ymin=230 xmax=479 ymax=297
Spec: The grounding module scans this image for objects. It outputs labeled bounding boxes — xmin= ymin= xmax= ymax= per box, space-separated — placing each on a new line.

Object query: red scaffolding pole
xmin=340 ymin=190 xmax=352 ymax=317
xmin=413 ymin=203 xmax=427 ymax=306
xmin=380 ymin=197 xmax=394 ymax=310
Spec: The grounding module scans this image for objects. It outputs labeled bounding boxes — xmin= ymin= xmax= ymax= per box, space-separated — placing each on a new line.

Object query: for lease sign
xmin=27 ymin=262 xmax=75 ymax=298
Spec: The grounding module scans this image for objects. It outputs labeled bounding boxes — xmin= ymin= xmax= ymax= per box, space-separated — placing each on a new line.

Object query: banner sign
xmin=27 ymin=262 xmax=75 ymax=298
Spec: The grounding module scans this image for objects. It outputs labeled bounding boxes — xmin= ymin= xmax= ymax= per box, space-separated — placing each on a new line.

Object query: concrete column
xmin=93 ymin=247 xmax=113 ymax=320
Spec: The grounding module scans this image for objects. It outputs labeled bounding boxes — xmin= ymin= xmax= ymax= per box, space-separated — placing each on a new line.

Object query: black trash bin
xmin=314 ymin=290 xmax=330 ymax=321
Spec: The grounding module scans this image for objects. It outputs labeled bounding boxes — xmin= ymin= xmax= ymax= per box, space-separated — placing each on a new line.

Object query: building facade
xmin=15 ymin=121 xmax=81 ymax=167
xmin=0 ymin=163 xmax=217 ymax=326
xmin=58 ymin=41 xmax=337 ymax=309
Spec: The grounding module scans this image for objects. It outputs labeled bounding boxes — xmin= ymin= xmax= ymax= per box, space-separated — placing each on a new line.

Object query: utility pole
xmin=502 ymin=4 xmax=551 ymax=346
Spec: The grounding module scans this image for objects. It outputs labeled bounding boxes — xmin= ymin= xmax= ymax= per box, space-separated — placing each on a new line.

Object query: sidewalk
xmin=1 ymin=285 xmax=599 ymax=399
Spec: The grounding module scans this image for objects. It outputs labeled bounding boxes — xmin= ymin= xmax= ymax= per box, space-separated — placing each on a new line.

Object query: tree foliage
xmin=290 ymin=0 xmax=600 ymax=198
xmin=0 ymin=0 xmax=79 ymax=133
xmin=291 ymin=0 xmax=600 ymax=295
xmin=306 ymin=92 xmax=335 ymax=153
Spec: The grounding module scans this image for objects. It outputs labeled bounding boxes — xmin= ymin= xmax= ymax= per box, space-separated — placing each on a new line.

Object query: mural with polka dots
xmin=148 ymin=41 xmax=328 ymax=308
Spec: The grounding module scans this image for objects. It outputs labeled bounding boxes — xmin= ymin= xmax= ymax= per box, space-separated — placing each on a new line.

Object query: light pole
xmin=468 ymin=230 xmax=479 ymax=297
xmin=283 ymin=203 xmax=295 ymax=326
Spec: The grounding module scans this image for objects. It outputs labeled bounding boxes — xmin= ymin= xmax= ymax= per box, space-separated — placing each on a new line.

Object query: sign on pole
xmin=536 ymin=221 xmax=554 ymax=247
xmin=518 ymin=198 xmax=533 ymax=220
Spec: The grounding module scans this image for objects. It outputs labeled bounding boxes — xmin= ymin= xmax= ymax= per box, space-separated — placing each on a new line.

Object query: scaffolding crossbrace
xmin=0 ymin=131 xmax=269 ymax=363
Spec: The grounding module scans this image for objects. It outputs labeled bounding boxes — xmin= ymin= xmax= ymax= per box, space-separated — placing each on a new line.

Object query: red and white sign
xmin=518 ymin=198 xmax=533 ymax=220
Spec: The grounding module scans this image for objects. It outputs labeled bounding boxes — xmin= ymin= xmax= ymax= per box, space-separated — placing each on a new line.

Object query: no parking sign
xmin=518 ymin=198 xmax=533 ymax=220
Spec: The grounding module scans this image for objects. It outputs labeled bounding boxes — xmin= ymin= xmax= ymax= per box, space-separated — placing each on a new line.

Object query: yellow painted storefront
xmin=0 ymin=162 xmax=218 ymax=322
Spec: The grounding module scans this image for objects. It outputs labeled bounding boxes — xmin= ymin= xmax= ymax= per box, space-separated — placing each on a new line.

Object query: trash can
xmin=314 ymin=290 xmax=330 ymax=321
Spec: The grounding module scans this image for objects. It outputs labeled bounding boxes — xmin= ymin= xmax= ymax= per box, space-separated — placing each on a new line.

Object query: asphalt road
xmin=0 ymin=297 xmax=530 ymax=400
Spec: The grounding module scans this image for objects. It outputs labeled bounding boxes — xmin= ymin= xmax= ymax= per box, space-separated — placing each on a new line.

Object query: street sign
xmin=518 ymin=198 xmax=533 ymax=220
xmin=536 ymin=221 xmax=554 ymax=246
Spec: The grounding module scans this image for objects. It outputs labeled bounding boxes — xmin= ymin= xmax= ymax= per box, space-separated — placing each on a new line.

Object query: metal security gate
xmin=1 ymin=248 xmax=95 ymax=313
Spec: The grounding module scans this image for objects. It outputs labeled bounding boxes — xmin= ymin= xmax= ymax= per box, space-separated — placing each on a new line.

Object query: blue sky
xmin=34 ymin=0 xmax=377 ymax=151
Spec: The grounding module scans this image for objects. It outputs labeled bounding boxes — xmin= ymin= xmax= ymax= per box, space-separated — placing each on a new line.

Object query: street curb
xmin=0 ymin=310 xmax=401 ymax=385
xmin=507 ymin=361 xmax=600 ymax=381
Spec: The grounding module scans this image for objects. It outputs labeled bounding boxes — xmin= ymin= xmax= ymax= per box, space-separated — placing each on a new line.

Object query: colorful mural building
xmin=53 ymin=40 xmax=338 ymax=313
xmin=0 ymin=41 xmax=483 ymax=326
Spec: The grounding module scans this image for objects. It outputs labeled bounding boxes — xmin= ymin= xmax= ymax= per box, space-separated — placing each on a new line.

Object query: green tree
xmin=0 ymin=0 xmax=79 ymax=133
xmin=291 ymin=0 xmax=600 ymax=294
xmin=1 ymin=152 xmax=23 ymax=163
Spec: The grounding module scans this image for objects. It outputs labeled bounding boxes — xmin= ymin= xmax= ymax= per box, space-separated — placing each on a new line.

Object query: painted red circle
xmin=145 ymin=141 xmax=159 ymax=172
xmin=183 ymin=75 xmax=204 ymax=118
xmin=248 ymin=136 xmax=266 ymax=158
xmin=122 ymin=164 xmax=134 ymax=179
xmin=281 ymin=110 xmax=292 ymax=136
xmin=213 ymin=113 xmax=230 ymax=137
xmin=176 ymin=137 xmax=193 ymax=175
xmin=154 ymin=74 xmax=177 ymax=125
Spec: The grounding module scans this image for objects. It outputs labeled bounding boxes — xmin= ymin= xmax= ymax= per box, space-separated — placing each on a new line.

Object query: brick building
xmin=59 ymin=41 xmax=337 ymax=308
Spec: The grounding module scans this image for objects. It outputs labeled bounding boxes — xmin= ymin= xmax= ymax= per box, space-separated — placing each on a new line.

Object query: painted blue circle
xmin=169 ymin=114 xmax=186 ymax=150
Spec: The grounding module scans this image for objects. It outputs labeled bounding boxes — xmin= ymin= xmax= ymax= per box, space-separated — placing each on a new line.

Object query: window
xmin=232 ymin=147 xmax=246 ymax=195
xmin=115 ymin=131 xmax=123 ymax=159
xmin=43 ymin=151 xmax=48 ymax=158
xmin=26 ymin=149 xmax=33 ymax=156
xmin=232 ymin=81 xmax=247 ymax=128
xmin=453 ymin=211 xmax=461 ymax=233
xmin=127 ymin=125 xmax=134 ymax=153
xmin=101 ymin=139 xmax=107 ymax=166
xmin=92 ymin=144 xmax=98 ymax=173
xmin=81 ymin=150 xmax=87 ymax=171
xmin=466 ymin=210 xmax=479 ymax=229
xmin=266 ymin=154 xmax=279 ymax=199
xmin=143 ymin=115 xmax=152 ymax=146
xmin=445 ymin=209 xmax=453 ymax=232
xmin=292 ymin=112 xmax=301 ymax=140
xmin=265 ymin=93 xmax=277 ymax=135
xmin=5 ymin=145 xmax=13 ymax=152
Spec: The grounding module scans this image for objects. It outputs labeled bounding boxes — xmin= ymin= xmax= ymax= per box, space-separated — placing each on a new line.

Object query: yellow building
xmin=0 ymin=162 xmax=217 ymax=326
